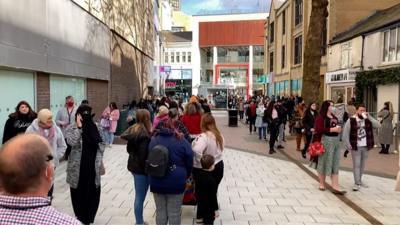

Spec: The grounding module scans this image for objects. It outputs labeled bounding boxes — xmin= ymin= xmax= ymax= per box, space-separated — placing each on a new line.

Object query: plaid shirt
xmin=0 ymin=195 xmax=81 ymax=225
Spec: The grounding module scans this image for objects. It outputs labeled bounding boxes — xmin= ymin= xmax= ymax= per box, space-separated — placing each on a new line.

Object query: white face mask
xmin=331 ymin=106 xmax=337 ymax=114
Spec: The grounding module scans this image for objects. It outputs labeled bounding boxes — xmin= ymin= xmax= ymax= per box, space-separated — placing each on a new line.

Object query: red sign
xmin=165 ymin=81 xmax=177 ymax=89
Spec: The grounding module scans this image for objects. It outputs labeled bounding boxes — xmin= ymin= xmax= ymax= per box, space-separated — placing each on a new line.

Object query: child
xmin=196 ymin=155 xmax=219 ymax=225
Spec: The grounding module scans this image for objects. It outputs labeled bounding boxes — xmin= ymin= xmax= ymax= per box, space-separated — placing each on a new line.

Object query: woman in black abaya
xmin=66 ymin=105 xmax=104 ymax=225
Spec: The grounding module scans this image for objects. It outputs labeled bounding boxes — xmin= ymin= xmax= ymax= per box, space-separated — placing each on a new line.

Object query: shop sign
xmin=326 ymin=69 xmax=358 ymax=84
xmin=165 ymin=81 xmax=177 ymax=89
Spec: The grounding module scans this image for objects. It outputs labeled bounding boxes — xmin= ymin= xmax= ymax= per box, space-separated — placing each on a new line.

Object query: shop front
xmin=326 ymin=69 xmax=357 ymax=103
xmin=214 ymin=64 xmax=249 ymax=99
xmin=164 ymin=68 xmax=193 ymax=101
xmin=274 ymin=80 xmax=290 ymax=97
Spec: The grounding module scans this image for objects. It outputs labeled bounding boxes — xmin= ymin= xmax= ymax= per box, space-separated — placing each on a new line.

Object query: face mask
xmin=331 ymin=106 xmax=337 ymax=114
xmin=67 ymin=102 xmax=74 ymax=107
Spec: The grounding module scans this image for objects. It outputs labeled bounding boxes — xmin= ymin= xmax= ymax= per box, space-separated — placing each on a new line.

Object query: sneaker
xmin=277 ymin=145 xmax=284 ymax=149
xmin=360 ymin=183 xmax=369 ymax=188
xmin=352 ymin=185 xmax=360 ymax=191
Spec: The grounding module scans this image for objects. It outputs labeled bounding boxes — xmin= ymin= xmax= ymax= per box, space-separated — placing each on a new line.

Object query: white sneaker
xmin=352 ymin=185 xmax=360 ymax=191
xmin=360 ymin=183 xmax=369 ymax=188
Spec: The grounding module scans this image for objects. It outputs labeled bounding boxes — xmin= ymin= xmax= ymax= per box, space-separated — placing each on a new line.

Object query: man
xmin=276 ymin=100 xmax=287 ymax=149
xmin=0 ymin=134 xmax=81 ymax=224
xmin=56 ymin=95 xmax=77 ymax=160
xmin=343 ymin=104 xmax=380 ymax=191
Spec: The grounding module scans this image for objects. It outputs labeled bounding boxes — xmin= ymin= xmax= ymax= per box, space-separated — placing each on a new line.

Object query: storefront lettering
xmin=326 ymin=69 xmax=358 ymax=83
xmin=165 ymin=81 xmax=176 ymax=88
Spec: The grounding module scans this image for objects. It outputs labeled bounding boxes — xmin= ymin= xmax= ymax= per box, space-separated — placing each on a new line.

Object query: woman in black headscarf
xmin=66 ymin=105 xmax=104 ymax=225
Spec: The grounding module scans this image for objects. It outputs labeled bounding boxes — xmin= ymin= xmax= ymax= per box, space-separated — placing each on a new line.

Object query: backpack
xmin=145 ymin=144 xmax=170 ymax=178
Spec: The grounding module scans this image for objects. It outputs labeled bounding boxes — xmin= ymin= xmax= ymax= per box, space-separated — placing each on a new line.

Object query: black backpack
xmin=145 ymin=144 xmax=170 ymax=178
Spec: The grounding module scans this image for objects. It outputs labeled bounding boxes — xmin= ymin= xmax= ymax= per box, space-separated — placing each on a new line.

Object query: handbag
xmin=308 ymin=134 xmax=325 ymax=157
xmin=100 ymin=118 xmax=111 ymax=129
xmin=182 ymin=175 xmax=197 ymax=205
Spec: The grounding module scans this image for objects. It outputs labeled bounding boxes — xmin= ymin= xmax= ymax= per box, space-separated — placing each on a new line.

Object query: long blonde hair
xmin=131 ymin=109 xmax=152 ymax=135
xmin=201 ymin=113 xmax=224 ymax=150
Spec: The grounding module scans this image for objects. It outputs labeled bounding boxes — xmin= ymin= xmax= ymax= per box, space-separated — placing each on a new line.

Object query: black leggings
xmin=303 ymin=132 xmax=313 ymax=154
xmin=249 ymin=117 xmax=256 ymax=133
xmin=269 ymin=123 xmax=279 ymax=150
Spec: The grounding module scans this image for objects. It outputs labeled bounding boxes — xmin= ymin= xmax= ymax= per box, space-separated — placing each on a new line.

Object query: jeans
xmin=153 ymin=193 xmax=183 ymax=225
xmin=258 ymin=124 xmax=267 ymax=139
xmin=133 ymin=174 xmax=149 ymax=225
xmin=239 ymin=111 xmax=244 ymax=120
xmin=277 ymin=123 xmax=285 ymax=145
xmin=102 ymin=129 xmax=115 ymax=145
xmin=351 ymin=147 xmax=368 ymax=185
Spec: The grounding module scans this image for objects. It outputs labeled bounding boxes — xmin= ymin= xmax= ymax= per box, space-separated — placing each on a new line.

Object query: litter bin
xmin=228 ymin=110 xmax=238 ymax=127
xmin=115 ymin=109 xmax=128 ymax=136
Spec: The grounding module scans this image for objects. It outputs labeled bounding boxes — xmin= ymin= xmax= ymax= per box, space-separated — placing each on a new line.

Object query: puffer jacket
xmin=121 ymin=126 xmax=151 ymax=175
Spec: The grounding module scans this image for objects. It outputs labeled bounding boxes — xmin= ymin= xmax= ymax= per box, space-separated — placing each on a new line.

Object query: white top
xmin=192 ymin=131 xmax=224 ymax=169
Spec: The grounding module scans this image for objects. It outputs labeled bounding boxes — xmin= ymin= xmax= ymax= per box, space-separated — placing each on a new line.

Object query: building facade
xmin=328 ymin=3 xmax=400 ymax=119
xmin=169 ymin=0 xmax=181 ymax=11
xmin=192 ymin=13 xmax=268 ymax=108
xmin=266 ymin=0 xmax=400 ymax=99
xmin=161 ymin=31 xmax=193 ymax=101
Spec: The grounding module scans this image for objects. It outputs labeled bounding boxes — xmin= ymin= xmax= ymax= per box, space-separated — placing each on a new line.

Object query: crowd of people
xmin=235 ymin=94 xmax=396 ymax=194
xmin=0 ymin=95 xmax=223 ymax=225
xmin=0 ymin=92 xmax=397 ymax=224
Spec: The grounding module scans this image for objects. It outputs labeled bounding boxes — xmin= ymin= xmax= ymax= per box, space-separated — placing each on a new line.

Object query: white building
xmin=191 ymin=13 xmax=268 ymax=106
xmin=161 ymin=31 xmax=193 ymax=100
xmin=327 ymin=3 xmax=400 ymax=119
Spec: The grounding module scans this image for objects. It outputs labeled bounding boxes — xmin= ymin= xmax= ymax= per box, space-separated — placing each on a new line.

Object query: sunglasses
xmin=46 ymin=155 xmax=54 ymax=162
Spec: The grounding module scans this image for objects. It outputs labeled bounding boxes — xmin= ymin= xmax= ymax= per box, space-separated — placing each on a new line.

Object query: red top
xmin=181 ymin=113 xmax=202 ymax=135
xmin=313 ymin=115 xmax=339 ymax=142
xmin=249 ymin=104 xmax=257 ymax=117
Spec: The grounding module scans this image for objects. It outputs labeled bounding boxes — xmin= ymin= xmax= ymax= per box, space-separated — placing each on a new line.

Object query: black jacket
xmin=277 ymin=105 xmax=287 ymax=124
xmin=2 ymin=115 xmax=35 ymax=144
xmin=302 ymin=110 xmax=318 ymax=134
xmin=121 ymin=127 xmax=151 ymax=175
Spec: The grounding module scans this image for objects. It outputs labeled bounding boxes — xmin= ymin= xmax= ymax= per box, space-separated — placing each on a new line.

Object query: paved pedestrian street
xmin=53 ymin=143 xmax=400 ymax=225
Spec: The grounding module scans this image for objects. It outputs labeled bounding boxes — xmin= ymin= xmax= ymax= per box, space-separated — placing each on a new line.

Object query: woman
xmin=192 ymin=113 xmax=224 ymax=223
xmin=3 ymin=100 xmax=37 ymax=144
xmin=255 ymin=102 xmax=267 ymax=140
xmin=25 ymin=108 xmax=67 ymax=198
xmin=247 ymin=101 xmax=257 ymax=134
xmin=181 ymin=102 xmax=203 ymax=140
xmin=101 ymin=102 xmax=120 ymax=147
xmin=152 ymin=106 xmax=169 ymax=130
xmin=149 ymin=108 xmax=193 ymax=225
xmin=238 ymin=99 xmax=245 ymax=120
xmin=293 ymin=102 xmax=306 ymax=151
xmin=265 ymin=101 xmax=279 ymax=154
xmin=378 ymin=101 xmax=394 ymax=154
xmin=302 ymin=102 xmax=318 ymax=158
xmin=121 ymin=109 xmax=152 ymax=225
xmin=314 ymin=100 xmax=345 ymax=194
xmin=66 ymin=105 xmax=104 ymax=225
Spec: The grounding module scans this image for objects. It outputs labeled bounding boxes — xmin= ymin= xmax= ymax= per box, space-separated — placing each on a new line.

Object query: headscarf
xmin=76 ymin=105 xmax=102 ymax=147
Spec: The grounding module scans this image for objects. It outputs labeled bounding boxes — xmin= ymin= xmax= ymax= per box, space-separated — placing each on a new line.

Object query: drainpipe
xmin=360 ymin=35 xmax=365 ymax=71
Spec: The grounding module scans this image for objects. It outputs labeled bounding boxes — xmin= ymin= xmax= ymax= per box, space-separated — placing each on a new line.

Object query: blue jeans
xmin=258 ymin=123 xmax=267 ymax=139
xmin=133 ymin=174 xmax=149 ymax=225
xmin=102 ymin=129 xmax=115 ymax=145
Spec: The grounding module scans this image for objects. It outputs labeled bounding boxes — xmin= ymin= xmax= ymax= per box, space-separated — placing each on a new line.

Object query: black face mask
xmin=357 ymin=114 xmax=364 ymax=120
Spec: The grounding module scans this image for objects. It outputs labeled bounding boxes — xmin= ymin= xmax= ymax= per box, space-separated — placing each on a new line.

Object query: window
xmin=282 ymin=10 xmax=286 ymax=35
xmin=269 ymin=52 xmax=274 ymax=72
xmin=171 ymin=52 xmax=175 ymax=63
xmin=165 ymin=52 xmax=168 ymax=63
xmin=382 ymin=28 xmax=400 ymax=62
xmin=176 ymin=52 xmax=180 ymax=63
xmin=206 ymin=50 xmax=212 ymax=63
xmin=269 ymin=22 xmax=274 ymax=43
xmin=295 ymin=0 xmax=303 ymax=26
xmin=182 ymin=52 xmax=186 ymax=62
xmin=294 ymin=36 xmax=302 ymax=64
xmin=341 ymin=42 xmax=351 ymax=69
xmin=188 ymin=52 xmax=191 ymax=63
xmin=281 ymin=45 xmax=285 ymax=68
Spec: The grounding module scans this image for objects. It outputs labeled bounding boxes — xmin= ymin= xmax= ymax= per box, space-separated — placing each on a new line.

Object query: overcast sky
xmin=182 ymin=0 xmax=271 ymax=15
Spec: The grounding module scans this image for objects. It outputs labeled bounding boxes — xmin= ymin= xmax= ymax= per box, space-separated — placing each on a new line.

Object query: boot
xmin=379 ymin=144 xmax=386 ymax=154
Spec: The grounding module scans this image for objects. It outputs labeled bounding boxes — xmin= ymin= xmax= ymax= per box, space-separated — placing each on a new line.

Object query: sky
xmin=181 ymin=0 xmax=271 ymax=15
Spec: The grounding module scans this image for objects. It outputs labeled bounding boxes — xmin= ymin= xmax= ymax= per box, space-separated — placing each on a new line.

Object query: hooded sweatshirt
xmin=25 ymin=119 xmax=67 ymax=167
xmin=2 ymin=114 xmax=36 ymax=144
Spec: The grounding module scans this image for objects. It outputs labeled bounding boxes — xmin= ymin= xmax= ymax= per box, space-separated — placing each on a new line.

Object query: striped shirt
xmin=0 ymin=195 xmax=81 ymax=225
